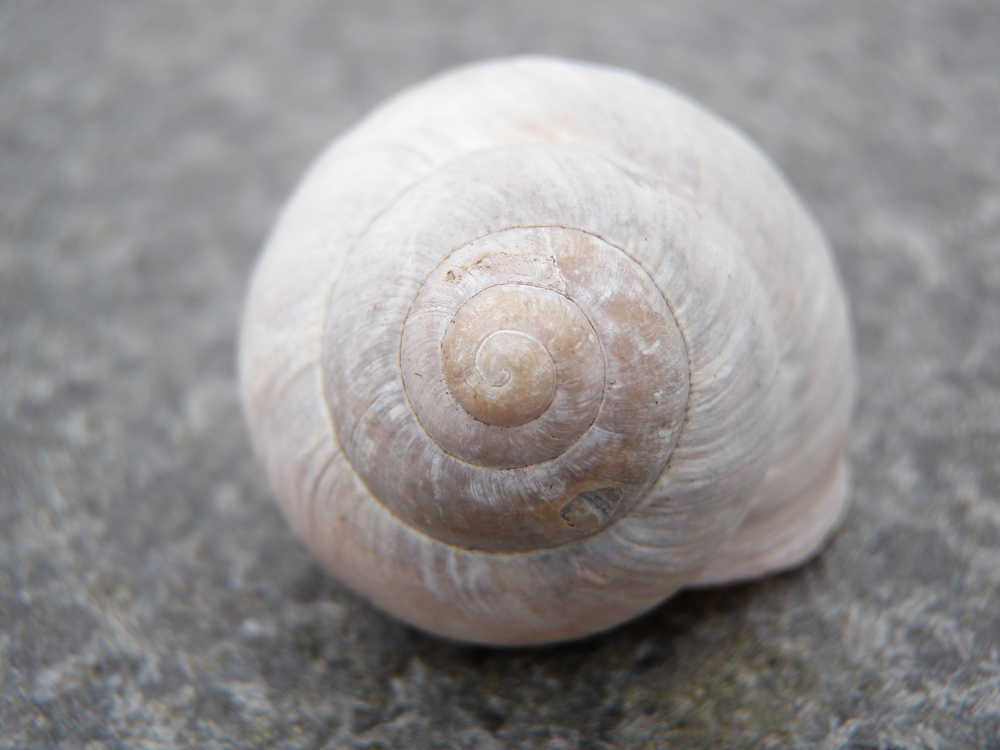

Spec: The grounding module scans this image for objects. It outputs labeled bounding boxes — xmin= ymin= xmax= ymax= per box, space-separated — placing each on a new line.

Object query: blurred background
xmin=1 ymin=1 xmax=999 ymax=748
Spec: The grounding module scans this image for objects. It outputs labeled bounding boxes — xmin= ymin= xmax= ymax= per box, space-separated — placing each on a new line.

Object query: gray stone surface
xmin=1 ymin=1 xmax=999 ymax=747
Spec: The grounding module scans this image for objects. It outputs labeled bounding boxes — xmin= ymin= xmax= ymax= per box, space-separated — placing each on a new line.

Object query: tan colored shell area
xmin=441 ymin=289 xmax=575 ymax=429
xmin=238 ymin=57 xmax=854 ymax=644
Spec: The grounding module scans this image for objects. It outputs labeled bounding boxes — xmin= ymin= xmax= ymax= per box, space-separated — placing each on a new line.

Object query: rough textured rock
xmin=1 ymin=1 xmax=998 ymax=748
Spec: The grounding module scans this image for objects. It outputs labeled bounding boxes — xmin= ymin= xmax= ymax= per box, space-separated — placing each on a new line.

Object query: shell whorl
xmin=239 ymin=57 xmax=854 ymax=645
xmin=328 ymin=225 xmax=691 ymax=552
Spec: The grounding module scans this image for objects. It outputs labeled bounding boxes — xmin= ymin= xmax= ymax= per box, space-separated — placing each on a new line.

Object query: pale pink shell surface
xmin=239 ymin=57 xmax=854 ymax=645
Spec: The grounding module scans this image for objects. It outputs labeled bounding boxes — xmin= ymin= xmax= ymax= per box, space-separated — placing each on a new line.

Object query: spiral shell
xmin=239 ymin=57 xmax=854 ymax=645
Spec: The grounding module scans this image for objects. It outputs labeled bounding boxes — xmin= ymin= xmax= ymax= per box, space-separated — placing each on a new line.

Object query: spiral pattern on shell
xmin=239 ymin=57 xmax=854 ymax=645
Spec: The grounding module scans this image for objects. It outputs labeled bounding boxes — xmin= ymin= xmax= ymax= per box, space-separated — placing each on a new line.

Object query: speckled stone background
xmin=2 ymin=1 xmax=999 ymax=748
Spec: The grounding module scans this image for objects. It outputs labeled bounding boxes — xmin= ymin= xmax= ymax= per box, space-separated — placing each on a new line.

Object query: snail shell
xmin=239 ymin=57 xmax=854 ymax=646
